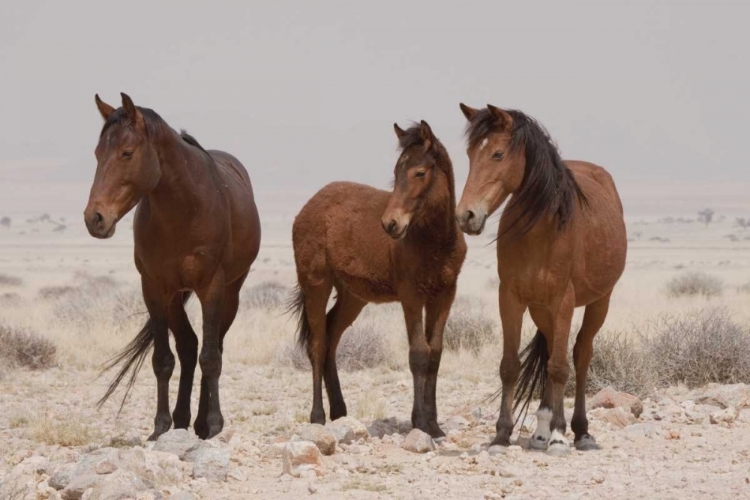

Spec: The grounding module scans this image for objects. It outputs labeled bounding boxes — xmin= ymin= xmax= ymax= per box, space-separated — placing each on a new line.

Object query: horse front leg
xmin=401 ymin=297 xmax=430 ymax=434
xmin=141 ymin=279 xmax=173 ymax=441
xmin=194 ymin=270 xmax=226 ymax=440
xmin=493 ymin=283 xmax=526 ymax=446
xmin=422 ymin=286 xmax=457 ymax=439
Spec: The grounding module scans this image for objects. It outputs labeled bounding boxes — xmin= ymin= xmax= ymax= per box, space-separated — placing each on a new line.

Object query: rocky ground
xmin=1 ymin=366 xmax=749 ymax=500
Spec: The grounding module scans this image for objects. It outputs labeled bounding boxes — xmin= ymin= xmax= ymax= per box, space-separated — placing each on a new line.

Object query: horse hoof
xmin=428 ymin=424 xmax=446 ymax=439
xmin=575 ymin=435 xmax=601 ymax=451
xmin=490 ymin=435 xmax=511 ymax=447
xmin=546 ymin=441 xmax=571 ymax=457
xmin=529 ymin=435 xmax=549 ymax=450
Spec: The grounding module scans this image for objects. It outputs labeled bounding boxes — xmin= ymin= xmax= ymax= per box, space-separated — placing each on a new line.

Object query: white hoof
xmin=529 ymin=434 xmax=549 ymax=450
xmin=546 ymin=429 xmax=570 ymax=457
xmin=530 ymin=408 xmax=551 ymax=450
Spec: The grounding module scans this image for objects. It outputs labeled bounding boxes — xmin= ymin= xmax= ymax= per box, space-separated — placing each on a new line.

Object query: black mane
xmin=465 ymin=108 xmax=587 ymax=236
xmin=100 ymin=107 xmax=208 ymax=153
xmin=100 ymin=106 xmax=169 ymax=139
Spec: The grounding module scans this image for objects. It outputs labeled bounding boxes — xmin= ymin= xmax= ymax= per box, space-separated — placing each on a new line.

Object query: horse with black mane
xmin=85 ymin=93 xmax=261 ymax=440
xmin=455 ymin=104 xmax=626 ymax=455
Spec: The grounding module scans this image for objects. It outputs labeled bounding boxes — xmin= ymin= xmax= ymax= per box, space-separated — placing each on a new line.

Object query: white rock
xmin=153 ymin=430 xmax=201 ymax=460
xmin=401 ymin=429 xmax=436 ymax=454
xmin=298 ymin=424 xmax=338 ymax=456
xmin=282 ymin=441 xmax=325 ymax=478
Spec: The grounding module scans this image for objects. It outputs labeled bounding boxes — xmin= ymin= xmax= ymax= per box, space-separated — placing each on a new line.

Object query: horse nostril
xmin=466 ymin=210 xmax=476 ymax=222
xmin=94 ymin=212 xmax=104 ymax=229
xmin=387 ymin=220 xmax=397 ymax=234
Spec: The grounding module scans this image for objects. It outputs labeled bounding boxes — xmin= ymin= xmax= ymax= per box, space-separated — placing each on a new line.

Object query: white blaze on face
xmin=479 ymin=138 xmax=489 ymax=151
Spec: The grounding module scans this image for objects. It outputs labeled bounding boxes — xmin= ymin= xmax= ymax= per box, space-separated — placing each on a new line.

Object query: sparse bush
xmin=277 ymin=323 xmax=388 ymax=372
xmin=444 ymin=297 xmax=496 ymax=355
xmin=0 ymin=216 xmax=11 ymax=228
xmin=739 ymin=282 xmax=750 ymax=294
xmin=242 ymin=281 xmax=290 ymax=309
xmin=645 ymin=308 xmax=750 ymax=388
xmin=0 ymin=274 xmax=22 ymax=287
xmin=586 ymin=330 xmax=658 ymax=398
xmin=0 ymin=325 xmax=57 ymax=370
xmin=666 ymin=271 xmax=723 ymax=298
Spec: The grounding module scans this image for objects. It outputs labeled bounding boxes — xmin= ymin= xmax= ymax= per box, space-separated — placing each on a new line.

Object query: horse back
xmin=293 ymin=182 xmax=396 ymax=300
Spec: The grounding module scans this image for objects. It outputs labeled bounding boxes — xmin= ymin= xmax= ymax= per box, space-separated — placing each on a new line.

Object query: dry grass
xmin=739 ymin=282 xmax=750 ymax=294
xmin=444 ymin=297 xmax=497 ymax=355
xmin=31 ymin=414 xmax=101 ymax=446
xmin=666 ymin=271 xmax=724 ymax=298
xmin=354 ymin=394 xmax=386 ymax=420
xmin=0 ymin=325 xmax=57 ymax=370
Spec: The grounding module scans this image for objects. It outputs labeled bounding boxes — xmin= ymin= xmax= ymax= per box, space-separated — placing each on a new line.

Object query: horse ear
xmin=95 ymin=94 xmax=115 ymax=121
xmin=419 ymin=120 xmax=434 ymax=142
xmin=487 ymin=104 xmax=513 ymax=130
xmin=459 ymin=103 xmax=479 ymax=121
xmin=393 ymin=123 xmax=407 ymax=139
xmin=120 ymin=92 xmax=144 ymax=128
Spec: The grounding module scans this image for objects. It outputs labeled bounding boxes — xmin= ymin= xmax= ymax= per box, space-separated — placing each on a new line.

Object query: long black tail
xmin=287 ymin=284 xmax=311 ymax=354
xmin=96 ymin=291 xmax=192 ymax=414
xmin=513 ymin=330 xmax=549 ymax=426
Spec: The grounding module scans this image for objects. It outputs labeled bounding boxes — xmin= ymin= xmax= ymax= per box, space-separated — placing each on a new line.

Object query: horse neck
xmin=148 ymin=129 xmax=216 ymax=212
xmin=409 ymin=160 xmax=457 ymax=246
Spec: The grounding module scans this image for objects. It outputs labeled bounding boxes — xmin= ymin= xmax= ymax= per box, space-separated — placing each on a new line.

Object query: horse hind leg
xmin=295 ymin=280 xmax=333 ymax=425
xmin=194 ymin=271 xmax=247 ymax=439
xmin=571 ymin=292 xmax=612 ymax=451
xmin=545 ymin=291 xmax=575 ymax=457
xmin=323 ymin=289 xmax=366 ymax=421
xmin=168 ymin=292 xmax=198 ymax=430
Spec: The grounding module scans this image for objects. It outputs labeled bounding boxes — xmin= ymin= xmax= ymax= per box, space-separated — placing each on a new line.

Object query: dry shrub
xmin=666 ymin=271 xmax=723 ymax=298
xmin=0 ymin=274 xmax=23 ymax=287
xmin=278 ymin=323 xmax=388 ymax=372
xmin=739 ymin=282 xmax=750 ymax=294
xmin=444 ymin=297 xmax=496 ymax=355
xmin=0 ymin=325 xmax=57 ymax=370
xmin=645 ymin=307 xmax=750 ymax=388
xmin=586 ymin=330 xmax=658 ymax=398
xmin=242 ymin=281 xmax=290 ymax=309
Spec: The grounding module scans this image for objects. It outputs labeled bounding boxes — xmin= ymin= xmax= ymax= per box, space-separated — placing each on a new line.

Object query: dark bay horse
xmin=455 ymin=104 xmax=626 ymax=455
xmin=290 ymin=121 xmax=466 ymax=437
xmin=85 ymin=93 xmax=261 ymax=440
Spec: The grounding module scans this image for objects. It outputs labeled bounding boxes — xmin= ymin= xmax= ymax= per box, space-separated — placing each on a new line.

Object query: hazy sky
xmin=1 ymin=1 xmax=748 ymax=214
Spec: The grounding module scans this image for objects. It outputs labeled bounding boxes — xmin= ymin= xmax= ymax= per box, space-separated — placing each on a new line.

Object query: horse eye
xmin=415 ymin=171 xmax=426 ymax=178
xmin=492 ymin=151 xmax=504 ymax=161
xmin=122 ymin=150 xmax=133 ymax=159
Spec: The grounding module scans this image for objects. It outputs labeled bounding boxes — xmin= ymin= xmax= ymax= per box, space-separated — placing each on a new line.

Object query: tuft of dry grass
xmin=354 ymin=394 xmax=386 ymax=420
xmin=444 ymin=297 xmax=496 ymax=355
xmin=0 ymin=325 xmax=57 ymax=370
xmin=666 ymin=271 xmax=724 ymax=298
xmin=31 ymin=414 xmax=101 ymax=446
